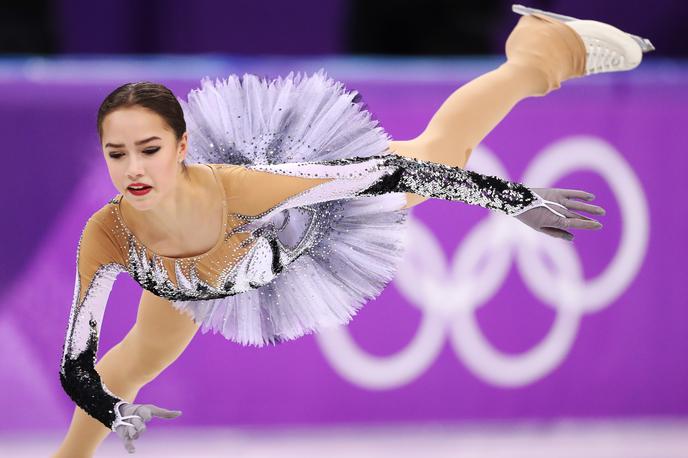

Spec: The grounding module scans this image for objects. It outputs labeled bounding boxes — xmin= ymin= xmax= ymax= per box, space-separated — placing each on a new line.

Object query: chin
xmin=123 ymin=192 xmax=158 ymax=211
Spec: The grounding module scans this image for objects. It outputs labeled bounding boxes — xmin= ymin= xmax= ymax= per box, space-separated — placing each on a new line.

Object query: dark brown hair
xmin=97 ymin=81 xmax=188 ymax=175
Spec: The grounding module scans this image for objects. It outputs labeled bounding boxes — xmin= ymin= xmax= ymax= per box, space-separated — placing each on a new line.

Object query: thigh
xmin=128 ymin=290 xmax=201 ymax=365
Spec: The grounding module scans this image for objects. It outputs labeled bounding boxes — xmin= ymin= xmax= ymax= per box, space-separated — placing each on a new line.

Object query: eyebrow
xmin=105 ymin=136 xmax=162 ymax=148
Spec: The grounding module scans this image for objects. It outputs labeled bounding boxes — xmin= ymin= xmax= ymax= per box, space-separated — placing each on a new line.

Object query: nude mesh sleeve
xmin=59 ymin=218 xmax=127 ymax=430
xmin=232 ymin=153 xmax=543 ymax=218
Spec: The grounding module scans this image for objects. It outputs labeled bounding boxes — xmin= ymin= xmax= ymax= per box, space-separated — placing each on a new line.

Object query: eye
xmin=108 ymin=152 xmax=124 ymax=159
xmin=143 ymin=147 xmax=161 ymax=155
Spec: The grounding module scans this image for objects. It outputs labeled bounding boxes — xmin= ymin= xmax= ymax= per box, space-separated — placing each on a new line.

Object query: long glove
xmin=245 ymin=154 xmax=607 ymax=242
xmin=513 ymin=187 xmax=605 ymax=241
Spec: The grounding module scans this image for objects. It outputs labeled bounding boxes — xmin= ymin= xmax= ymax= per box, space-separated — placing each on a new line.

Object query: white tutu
xmin=172 ymin=69 xmax=410 ymax=346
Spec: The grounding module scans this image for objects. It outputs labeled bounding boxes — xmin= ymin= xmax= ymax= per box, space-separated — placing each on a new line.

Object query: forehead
xmin=102 ymin=106 xmax=170 ymax=140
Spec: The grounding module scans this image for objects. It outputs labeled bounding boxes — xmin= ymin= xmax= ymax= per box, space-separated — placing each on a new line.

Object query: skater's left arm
xmin=224 ymin=135 xmax=456 ymax=215
xmin=233 ymin=151 xmax=549 ymax=217
xmin=229 ymin=149 xmax=606 ymax=241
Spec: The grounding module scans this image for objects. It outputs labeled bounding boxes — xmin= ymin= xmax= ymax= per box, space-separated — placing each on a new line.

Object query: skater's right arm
xmin=59 ymin=216 xmax=130 ymax=431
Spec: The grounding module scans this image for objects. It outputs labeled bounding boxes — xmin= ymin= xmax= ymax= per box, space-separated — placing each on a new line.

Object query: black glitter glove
xmin=359 ymin=154 xmax=545 ymax=216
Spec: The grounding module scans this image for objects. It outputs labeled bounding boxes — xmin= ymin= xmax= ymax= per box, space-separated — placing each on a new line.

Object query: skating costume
xmin=60 ymin=70 xmax=556 ymax=430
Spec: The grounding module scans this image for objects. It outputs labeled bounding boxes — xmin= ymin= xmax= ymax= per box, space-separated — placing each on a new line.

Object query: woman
xmin=54 ymin=5 xmax=653 ymax=456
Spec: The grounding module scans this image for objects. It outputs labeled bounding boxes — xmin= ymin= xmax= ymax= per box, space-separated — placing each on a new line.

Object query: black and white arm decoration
xmin=59 ymin=219 xmax=138 ymax=431
xmin=244 ymin=152 xmax=559 ymax=217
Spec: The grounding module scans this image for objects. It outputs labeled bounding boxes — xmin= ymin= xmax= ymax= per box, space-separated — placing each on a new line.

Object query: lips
xmin=127 ymin=182 xmax=153 ymax=196
xmin=127 ymin=183 xmax=152 ymax=191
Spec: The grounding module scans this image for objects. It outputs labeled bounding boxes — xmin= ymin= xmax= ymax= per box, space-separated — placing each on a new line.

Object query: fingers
xmin=126 ymin=426 xmax=138 ymax=453
xmin=113 ymin=403 xmax=180 ymax=454
xmin=540 ymin=226 xmax=574 ymax=241
xmin=563 ymin=199 xmax=606 ymax=216
xmin=556 ymin=189 xmax=606 ymax=218
xmin=124 ymin=435 xmax=135 ymax=454
xmin=130 ymin=416 xmax=146 ymax=440
xmin=561 ymin=189 xmax=596 ymax=201
xmin=135 ymin=405 xmax=153 ymax=422
xmin=548 ymin=205 xmax=603 ymax=230
xmin=148 ymin=404 xmax=183 ymax=419
xmin=116 ymin=419 xmax=145 ymax=454
xmin=115 ymin=425 xmax=128 ymax=442
xmin=114 ymin=404 xmax=180 ymax=451
xmin=566 ymin=217 xmax=603 ymax=230
xmin=116 ymin=425 xmax=136 ymax=454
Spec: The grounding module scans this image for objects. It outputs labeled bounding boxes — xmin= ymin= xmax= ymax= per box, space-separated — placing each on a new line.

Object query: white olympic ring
xmin=315 ymin=135 xmax=650 ymax=388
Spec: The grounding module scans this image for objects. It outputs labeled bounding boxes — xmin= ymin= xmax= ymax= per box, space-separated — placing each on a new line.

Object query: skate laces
xmin=584 ymin=37 xmax=624 ymax=73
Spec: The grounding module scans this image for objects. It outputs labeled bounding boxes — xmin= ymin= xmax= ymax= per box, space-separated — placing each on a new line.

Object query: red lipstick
xmin=127 ymin=182 xmax=153 ymax=196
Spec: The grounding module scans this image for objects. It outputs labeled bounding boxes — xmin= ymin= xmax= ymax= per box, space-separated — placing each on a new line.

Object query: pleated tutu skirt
xmin=171 ymin=69 xmax=410 ymax=346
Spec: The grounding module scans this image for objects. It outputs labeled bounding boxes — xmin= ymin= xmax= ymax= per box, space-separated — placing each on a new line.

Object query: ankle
xmin=529 ymin=15 xmax=587 ymax=80
xmin=504 ymin=14 xmax=586 ymax=95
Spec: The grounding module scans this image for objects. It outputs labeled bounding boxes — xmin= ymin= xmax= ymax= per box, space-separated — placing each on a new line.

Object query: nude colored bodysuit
xmin=60 ymin=153 xmax=546 ymax=430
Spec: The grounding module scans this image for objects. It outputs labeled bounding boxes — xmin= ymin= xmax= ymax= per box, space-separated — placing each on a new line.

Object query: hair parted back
xmin=97 ymin=81 xmax=189 ymax=175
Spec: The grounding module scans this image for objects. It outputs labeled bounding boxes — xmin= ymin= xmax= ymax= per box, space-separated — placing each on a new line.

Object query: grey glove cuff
xmin=111 ymin=400 xmax=142 ymax=433
xmin=509 ymin=190 xmax=567 ymax=218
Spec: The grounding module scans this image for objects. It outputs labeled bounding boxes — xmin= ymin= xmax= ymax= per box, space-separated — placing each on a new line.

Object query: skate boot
xmin=512 ymin=4 xmax=655 ymax=75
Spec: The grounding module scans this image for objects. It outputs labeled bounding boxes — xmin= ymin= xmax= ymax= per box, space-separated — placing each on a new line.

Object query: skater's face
xmin=101 ymin=106 xmax=187 ymax=210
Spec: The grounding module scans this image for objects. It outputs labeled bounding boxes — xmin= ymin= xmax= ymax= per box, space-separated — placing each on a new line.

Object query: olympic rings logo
xmin=315 ymin=136 xmax=649 ymax=389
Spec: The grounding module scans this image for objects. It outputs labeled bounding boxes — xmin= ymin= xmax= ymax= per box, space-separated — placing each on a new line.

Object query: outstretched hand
xmin=515 ymin=187 xmax=606 ymax=241
xmin=114 ymin=403 xmax=182 ymax=454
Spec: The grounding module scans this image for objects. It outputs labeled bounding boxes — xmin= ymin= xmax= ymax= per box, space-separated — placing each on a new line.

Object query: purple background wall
xmin=49 ymin=0 xmax=687 ymax=56
xmin=0 ymin=56 xmax=686 ymax=431
xmin=54 ymin=0 xmax=347 ymax=55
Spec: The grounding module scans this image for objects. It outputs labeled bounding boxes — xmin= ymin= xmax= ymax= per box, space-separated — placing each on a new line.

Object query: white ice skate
xmin=512 ymin=4 xmax=655 ymax=75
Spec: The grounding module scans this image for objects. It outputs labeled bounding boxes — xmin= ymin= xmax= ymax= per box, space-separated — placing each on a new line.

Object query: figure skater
xmin=53 ymin=5 xmax=653 ymax=456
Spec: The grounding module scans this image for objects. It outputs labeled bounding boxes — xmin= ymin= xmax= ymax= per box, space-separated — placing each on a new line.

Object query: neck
xmin=124 ymin=167 xmax=202 ymax=241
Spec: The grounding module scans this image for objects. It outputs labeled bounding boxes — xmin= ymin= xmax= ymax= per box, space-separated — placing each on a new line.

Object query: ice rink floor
xmin=3 ymin=419 xmax=687 ymax=457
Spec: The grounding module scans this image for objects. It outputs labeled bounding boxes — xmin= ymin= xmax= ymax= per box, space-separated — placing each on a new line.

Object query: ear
xmin=178 ymin=131 xmax=188 ymax=162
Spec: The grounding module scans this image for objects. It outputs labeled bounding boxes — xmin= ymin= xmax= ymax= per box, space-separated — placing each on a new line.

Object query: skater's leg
xmin=393 ymin=14 xmax=586 ymax=209
xmin=52 ymin=291 xmax=200 ymax=458
xmin=420 ymin=14 xmax=586 ymax=162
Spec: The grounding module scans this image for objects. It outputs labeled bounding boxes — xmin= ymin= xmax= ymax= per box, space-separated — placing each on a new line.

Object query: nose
xmin=125 ymin=155 xmax=144 ymax=179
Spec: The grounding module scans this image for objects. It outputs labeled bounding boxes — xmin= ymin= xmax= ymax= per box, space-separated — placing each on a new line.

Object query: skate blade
xmin=512 ymin=4 xmax=579 ymax=22
xmin=629 ymin=35 xmax=655 ymax=53
xmin=511 ymin=4 xmax=655 ymax=53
